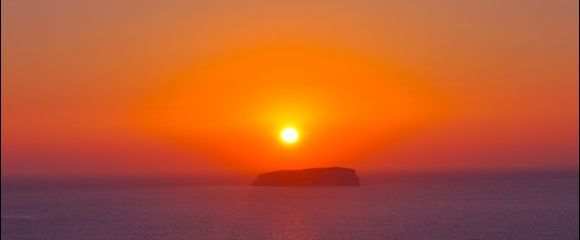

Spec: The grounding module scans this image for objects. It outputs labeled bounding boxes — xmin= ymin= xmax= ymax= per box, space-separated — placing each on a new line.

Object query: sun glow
xmin=138 ymin=45 xmax=447 ymax=171
xmin=280 ymin=127 xmax=299 ymax=144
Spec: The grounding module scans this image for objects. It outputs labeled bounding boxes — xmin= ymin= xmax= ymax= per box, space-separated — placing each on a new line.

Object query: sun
xmin=280 ymin=127 xmax=299 ymax=144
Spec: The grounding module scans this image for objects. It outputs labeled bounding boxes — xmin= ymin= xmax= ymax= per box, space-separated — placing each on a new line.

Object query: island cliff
xmin=251 ymin=167 xmax=360 ymax=186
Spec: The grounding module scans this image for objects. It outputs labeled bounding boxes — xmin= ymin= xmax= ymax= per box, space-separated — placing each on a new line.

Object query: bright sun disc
xmin=280 ymin=127 xmax=299 ymax=144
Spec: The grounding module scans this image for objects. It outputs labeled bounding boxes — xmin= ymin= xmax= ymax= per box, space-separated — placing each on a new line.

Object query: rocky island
xmin=251 ymin=167 xmax=360 ymax=186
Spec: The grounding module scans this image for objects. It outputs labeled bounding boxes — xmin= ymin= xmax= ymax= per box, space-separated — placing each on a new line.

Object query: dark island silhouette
xmin=252 ymin=167 xmax=360 ymax=186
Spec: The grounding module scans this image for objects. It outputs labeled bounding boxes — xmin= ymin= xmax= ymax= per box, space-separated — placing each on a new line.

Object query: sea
xmin=2 ymin=172 xmax=578 ymax=240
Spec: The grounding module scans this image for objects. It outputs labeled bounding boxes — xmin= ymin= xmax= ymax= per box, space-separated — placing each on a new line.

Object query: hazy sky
xmin=2 ymin=0 xmax=578 ymax=177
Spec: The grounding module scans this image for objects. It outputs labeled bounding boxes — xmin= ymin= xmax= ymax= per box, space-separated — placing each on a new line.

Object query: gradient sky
xmin=2 ymin=0 xmax=578 ymax=177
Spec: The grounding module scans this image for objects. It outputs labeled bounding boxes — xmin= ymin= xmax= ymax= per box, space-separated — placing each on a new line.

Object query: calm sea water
xmin=2 ymin=175 xmax=578 ymax=240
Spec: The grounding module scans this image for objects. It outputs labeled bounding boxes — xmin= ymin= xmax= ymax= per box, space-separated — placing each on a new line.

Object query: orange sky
xmin=2 ymin=0 xmax=578 ymax=177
